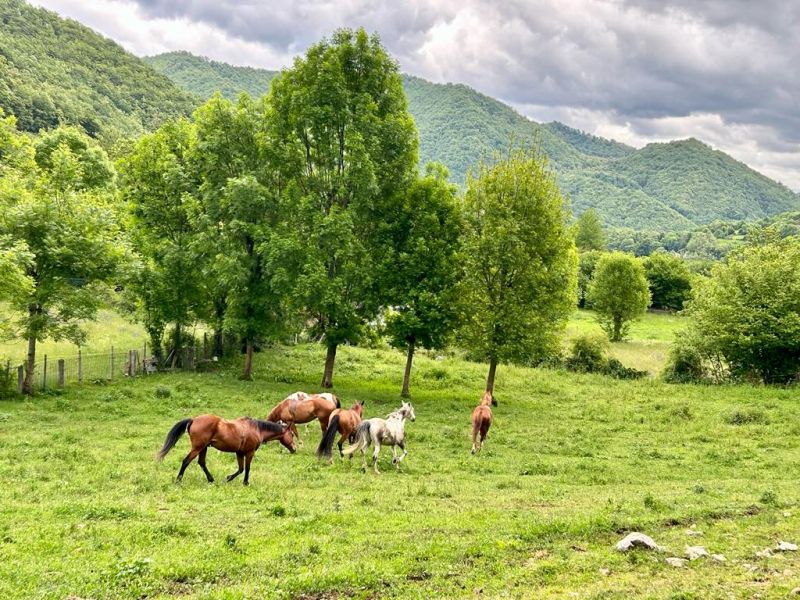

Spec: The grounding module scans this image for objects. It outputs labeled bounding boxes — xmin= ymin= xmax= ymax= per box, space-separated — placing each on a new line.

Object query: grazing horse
xmin=157 ymin=414 xmax=296 ymax=485
xmin=266 ymin=391 xmax=340 ymax=442
xmin=316 ymin=401 xmax=365 ymax=462
xmin=343 ymin=402 xmax=416 ymax=473
xmin=471 ymin=391 xmax=497 ymax=454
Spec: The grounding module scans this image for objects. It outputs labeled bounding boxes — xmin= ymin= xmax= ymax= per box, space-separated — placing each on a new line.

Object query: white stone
xmin=599 ymin=568 xmax=611 ymax=576
xmin=666 ymin=557 xmax=687 ymax=567
xmin=756 ymin=548 xmax=773 ymax=558
xmin=685 ymin=546 xmax=710 ymax=560
xmin=686 ymin=529 xmax=703 ymax=536
xmin=777 ymin=541 xmax=798 ymax=552
xmin=615 ymin=532 xmax=662 ymax=552
xmin=711 ymin=553 xmax=727 ymax=562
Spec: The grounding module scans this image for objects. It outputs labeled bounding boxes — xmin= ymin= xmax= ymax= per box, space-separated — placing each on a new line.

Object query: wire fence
xmin=1 ymin=344 xmax=210 ymax=394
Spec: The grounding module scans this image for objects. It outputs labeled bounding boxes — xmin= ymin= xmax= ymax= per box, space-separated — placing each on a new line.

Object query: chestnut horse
xmin=316 ymin=401 xmax=365 ymax=461
xmin=471 ymin=391 xmax=497 ymax=454
xmin=267 ymin=391 xmax=340 ymax=441
xmin=157 ymin=414 xmax=296 ymax=485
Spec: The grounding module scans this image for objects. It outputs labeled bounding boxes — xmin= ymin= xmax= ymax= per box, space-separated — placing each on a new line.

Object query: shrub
xmin=606 ymin=358 xmax=647 ymax=380
xmin=663 ymin=337 xmax=706 ymax=383
xmin=643 ymin=251 xmax=693 ymax=311
xmin=153 ymin=386 xmax=171 ymax=399
xmin=564 ymin=334 xmax=609 ymax=373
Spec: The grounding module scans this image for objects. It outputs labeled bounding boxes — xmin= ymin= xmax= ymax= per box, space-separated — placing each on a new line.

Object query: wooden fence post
xmin=42 ymin=354 xmax=47 ymax=390
xmin=57 ymin=359 xmax=65 ymax=388
xmin=110 ymin=346 xmax=114 ymax=380
xmin=17 ymin=366 xmax=23 ymax=394
xmin=127 ymin=350 xmax=133 ymax=377
xmin=78 ymin=349 xmax=82 ymax=383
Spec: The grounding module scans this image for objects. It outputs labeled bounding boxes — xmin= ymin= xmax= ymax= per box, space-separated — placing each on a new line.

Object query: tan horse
xmin=316 ymin=401 xmax=365 ymax=462
xmin=157 ymin=414 xmax=296 ymax=485
xmin=267 ymin=391 xmax=340 ymax=441
xmin=471 ymin=391 xmax=497 ymax=454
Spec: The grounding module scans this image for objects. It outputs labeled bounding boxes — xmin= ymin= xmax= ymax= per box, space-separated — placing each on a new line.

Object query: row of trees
xmin=0 ymin=29 xmax=578 ymax=396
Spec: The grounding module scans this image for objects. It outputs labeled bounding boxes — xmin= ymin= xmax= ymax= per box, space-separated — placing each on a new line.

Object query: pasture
xmin=1 ymin=343 xmax=799 ymax=599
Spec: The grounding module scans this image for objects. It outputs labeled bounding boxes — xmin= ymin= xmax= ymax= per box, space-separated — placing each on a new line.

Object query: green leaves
xmin=587 ymin=252 xmax=651 ymax=341
xmin=682 ymin=238 xmax=800 ymax=383
xmin=459 ymin=147 xmax=578 ymax=367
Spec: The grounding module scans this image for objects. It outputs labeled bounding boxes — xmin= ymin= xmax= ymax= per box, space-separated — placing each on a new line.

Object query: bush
xmin=663 ymin=337 xmax=706 ymax=383
xmin=153 ymin=386 xmax=171 ymax=399
xmin=564 ymin=334 xmax=609 ymax=373
xmin=682 ymin=237 xmax=800 ymax=384
xmin=606 ymin=358 xmax=647 ymax=380
xmin=643 ymin=251 xmax=693 ymax=311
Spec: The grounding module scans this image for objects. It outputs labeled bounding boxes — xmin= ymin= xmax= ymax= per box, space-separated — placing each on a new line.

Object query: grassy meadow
xmin=1 ymin=341 xmax=799 ymax=599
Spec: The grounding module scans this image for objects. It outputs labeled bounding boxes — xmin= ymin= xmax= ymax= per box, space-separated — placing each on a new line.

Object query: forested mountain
xmin=0 ymin=0 xmax=194 ymax=144
xmin=147 ymin=52 xmax=799 ymax=231
xmin=0 ymin=1 xmax=796 ymax=231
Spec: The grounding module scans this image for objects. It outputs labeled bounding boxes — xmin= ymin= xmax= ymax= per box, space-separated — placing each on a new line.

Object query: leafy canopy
xmin=458 ymin=147 xmax=577 ymax=366
xmin=587 ymin=252 xmax=651 ymax=341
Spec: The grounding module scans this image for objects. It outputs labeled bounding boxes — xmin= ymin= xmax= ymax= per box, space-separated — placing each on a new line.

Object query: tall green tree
xmin=577 ymin=250 xmax=603 ymax=308
xmin=193 ymin=94 xmax=294 ymax=379
xmin=575 ymin=208 xmax=606 ymax=251
xmin=459 ymin=148 xmax=577 ymax=394
xmin=643 ymin=251 xmax=693 ymax=311
xmin=587 ymin=252 xmax=651 ymax=341
xmin=118 ymin=119 xmax=203 ymax=366
xmin=0 ymin=123 xmax=123 ymax=394
xmin=383 ymin=163 xmax=462 ymax=397
xmin=270 ymin=28 xmax=418 ymax=388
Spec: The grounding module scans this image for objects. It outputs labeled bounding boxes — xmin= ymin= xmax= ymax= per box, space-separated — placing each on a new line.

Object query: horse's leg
xmin=471 ymin=424 xmax=479 ymax=455
xmin=176 ymin=447 xmax=201 ymax=483
xmin=292 ymin=422 xmax=302 ymax=447
xmin=372 ymin=441 xmax=381 ymax=474
xmin=198 ymin=447 xmax=214 ymax=483
xmin=243 ymin=452 xmax=255 ymax=486
xmin=226 ymin=452 xmax=244 ymax=482
xmin=395 ymin=441 xmax=408 ymax=466
xmin=337 ymin=435 xmax=345 ymax=459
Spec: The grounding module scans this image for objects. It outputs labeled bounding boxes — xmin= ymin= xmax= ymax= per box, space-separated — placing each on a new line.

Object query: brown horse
xmin=267 ymin=391 xmax=340 ymax=441
xmin=316 ymin=401 xmax=365 ymax=461
xmin=157 ymin=414 xmax=296 ymax=485
xmin=471 ymin=391 xmax=497 ymax=454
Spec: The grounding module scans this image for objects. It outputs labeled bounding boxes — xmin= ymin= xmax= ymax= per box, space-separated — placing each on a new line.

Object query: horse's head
xmin=277 ymin=421 xmax=297 ymax=454
xmin=401 ymin=401 xmax=416 ymax=422
xmin=352 ymin=401 xmax=365 ymax=416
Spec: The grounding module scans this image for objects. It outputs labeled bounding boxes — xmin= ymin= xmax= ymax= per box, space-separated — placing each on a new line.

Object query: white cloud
xmin=29 ymin=0 xmax=800 ymax=191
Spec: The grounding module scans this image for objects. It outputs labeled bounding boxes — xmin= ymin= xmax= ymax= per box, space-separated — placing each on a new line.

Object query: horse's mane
xmin=249 ymin=418 xmax=284 ymax=433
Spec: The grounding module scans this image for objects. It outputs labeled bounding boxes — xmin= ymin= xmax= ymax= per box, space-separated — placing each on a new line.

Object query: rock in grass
xmin=685 ymin=546 xmax=710 ymax=560
xmin=615 ymin=532 xmax=662 ymax=552
xmin=791 ymin=586 xmax=800 ymax=595
xmin=666 ymin=557 xmax=687 ymax=567
xmin=777 ymin=541 xmax=798 ymax=552
xmin=711 ymin=553 xmax=726 ymax=562
xmin=755 ymin=548 xmax=773 ymax=558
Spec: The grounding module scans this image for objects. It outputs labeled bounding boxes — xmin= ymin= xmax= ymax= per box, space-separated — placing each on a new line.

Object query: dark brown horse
xmin=267 ymin=391 xmax=340 ymax=441
xmin=316 ymin=401 xmax=365 ymax=461
xmin=157 ymin=414 xmax=296 ymax=485
xmin=471 ymin=391 xmax=497 ymax=454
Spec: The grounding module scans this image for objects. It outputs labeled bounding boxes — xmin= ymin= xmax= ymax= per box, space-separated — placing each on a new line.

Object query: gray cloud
xmin=31 ymin=0 xmax=800 ymax=190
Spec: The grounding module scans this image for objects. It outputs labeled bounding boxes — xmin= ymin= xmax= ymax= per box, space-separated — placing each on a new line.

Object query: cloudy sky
xmin=32 ymin=0 xmax=800 ymax=190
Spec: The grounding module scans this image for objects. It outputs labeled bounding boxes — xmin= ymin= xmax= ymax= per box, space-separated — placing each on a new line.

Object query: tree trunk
xmin=171 ymin=323 xmax=181 ymax=368
xmin=23 ymin=334 xmax=36 ymax=395
xmin=401 ymin=342 xmax=416 ymax=397
xmin=485 ymin=357 xmax=498 ymax=394
xmin=321 ymin=343 xmax=337 ymax=389
xmin=213 ymin=297 xmax=226 ymax=357
xmin=242 ymin=338 xmax=254 ymax=380
xmin=612 ymin=316 xmax=622 ymax=342
xmin=213 ymin=328 xmax=224 ymax=358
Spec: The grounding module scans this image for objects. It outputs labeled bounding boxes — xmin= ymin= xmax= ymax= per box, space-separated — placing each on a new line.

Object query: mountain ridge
xmin=0 ymin=1 xmax=795 ymax=232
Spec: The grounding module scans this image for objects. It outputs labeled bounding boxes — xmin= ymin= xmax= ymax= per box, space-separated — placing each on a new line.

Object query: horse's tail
xmin=342 ymin=421 xmax=371 ymax=457
xmin=157 ymin=418 xmax=192 ymax=461
xmin=316 ymin=414 xmax=340 ymax=459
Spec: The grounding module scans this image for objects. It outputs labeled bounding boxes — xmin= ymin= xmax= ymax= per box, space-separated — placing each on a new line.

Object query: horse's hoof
xmin=243 ymin=481 xmax=249 ymax=486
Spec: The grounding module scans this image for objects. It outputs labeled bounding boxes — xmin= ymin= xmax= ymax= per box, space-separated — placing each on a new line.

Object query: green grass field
xmin=1 ymin=343 xmax=799 ymax=599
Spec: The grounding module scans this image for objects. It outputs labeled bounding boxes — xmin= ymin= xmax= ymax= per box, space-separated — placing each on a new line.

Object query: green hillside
xmin=0 ymin=3 xmax=796 ymax=231
xmin=0 ymin=0 xmax=195 ymax=144
xmin=146 ymin=52 xmax=799 ymax=231
xmin=143 ymin=51 xmax=277 ymax=101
